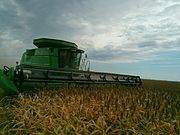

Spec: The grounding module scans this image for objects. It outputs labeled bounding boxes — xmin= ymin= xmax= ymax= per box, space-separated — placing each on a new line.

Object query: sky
xmin=0 ymin=0 xmax=180 ymax=81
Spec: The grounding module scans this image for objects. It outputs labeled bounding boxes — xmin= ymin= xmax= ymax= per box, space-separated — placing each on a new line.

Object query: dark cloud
xmin=137 ymin=41 xmax=158 ymax=49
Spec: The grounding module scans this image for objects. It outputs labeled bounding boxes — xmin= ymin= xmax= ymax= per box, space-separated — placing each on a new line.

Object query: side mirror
xmin=16 ymin=61 xmax=19 ymax=66
xmin=85 ymin=54 xmax=87 ymax=58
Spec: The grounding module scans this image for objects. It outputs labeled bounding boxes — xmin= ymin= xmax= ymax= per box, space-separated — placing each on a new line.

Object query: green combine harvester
xmin=0 ymin=38 xmax=141 ymax=97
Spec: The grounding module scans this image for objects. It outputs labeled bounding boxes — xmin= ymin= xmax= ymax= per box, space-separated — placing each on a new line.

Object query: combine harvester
xmin=0 ymin=38 xmax=141 ymax=96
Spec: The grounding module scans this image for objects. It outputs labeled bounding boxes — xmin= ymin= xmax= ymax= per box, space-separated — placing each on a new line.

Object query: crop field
xmin=0 ymin=79 xmax=180 ymax=134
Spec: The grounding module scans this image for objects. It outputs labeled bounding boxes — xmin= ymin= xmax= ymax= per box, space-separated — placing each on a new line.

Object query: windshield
xmin=58 ymin=49 xmax=82 ymax=69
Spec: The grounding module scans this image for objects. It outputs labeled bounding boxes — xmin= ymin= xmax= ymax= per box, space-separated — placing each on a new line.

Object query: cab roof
xmin=33 ymin=38 xmax=78 ymax=49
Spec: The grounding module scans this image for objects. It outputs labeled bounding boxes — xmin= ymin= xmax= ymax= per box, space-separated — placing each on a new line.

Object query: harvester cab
xmin=0 ymin=38 xmax=141 ymax=97
xmin=21 ymin=38 xmax=85 ymax=70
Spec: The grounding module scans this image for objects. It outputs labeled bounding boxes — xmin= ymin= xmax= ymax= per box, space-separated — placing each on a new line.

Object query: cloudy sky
xmin=0 ymin=0 xmax=180 ymax=81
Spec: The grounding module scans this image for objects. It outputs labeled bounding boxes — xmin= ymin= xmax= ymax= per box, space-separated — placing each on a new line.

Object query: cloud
xmin=0 ymin=31 xmax=24 ymax=56
xmin=0 ymin=0 xmax=180 ymax=65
